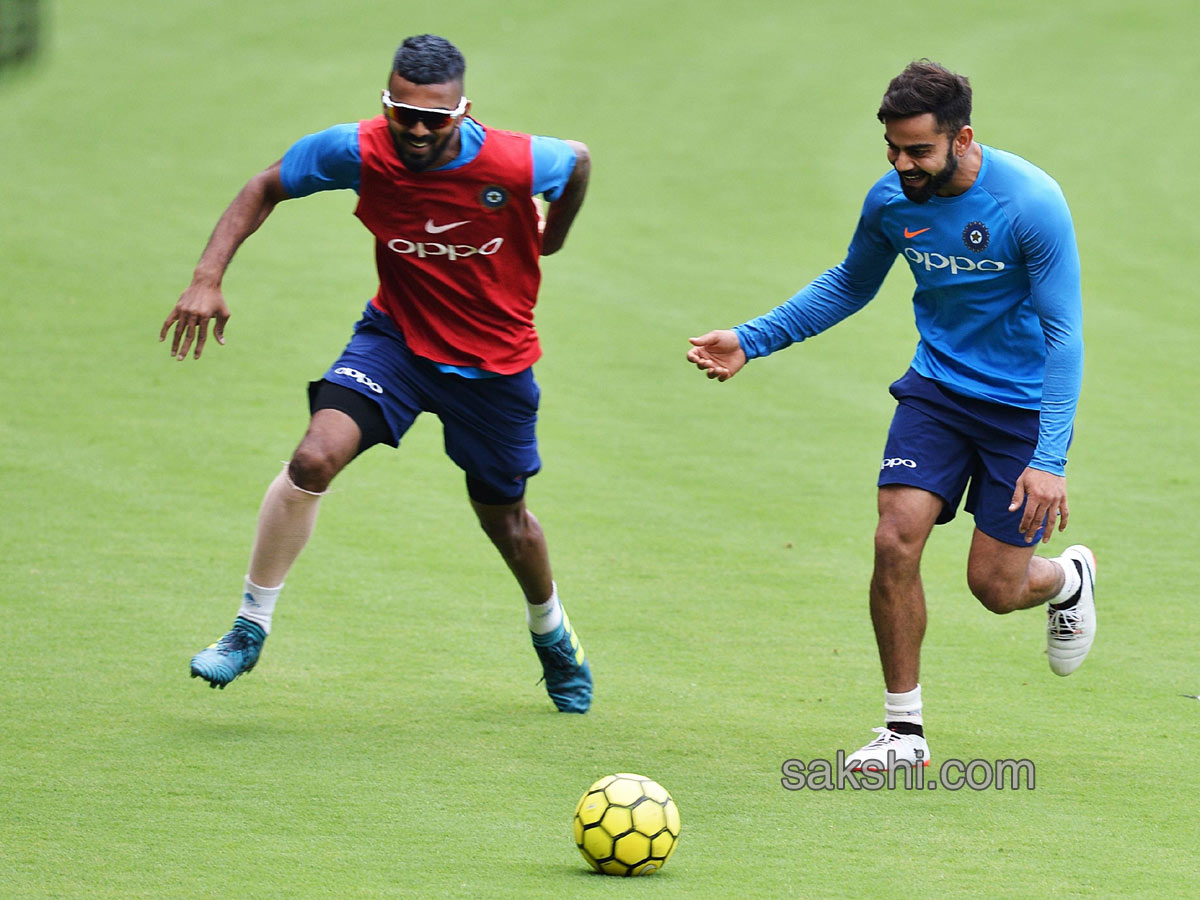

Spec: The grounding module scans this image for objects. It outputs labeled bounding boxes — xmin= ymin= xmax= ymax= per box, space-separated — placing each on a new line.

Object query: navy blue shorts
xmin=878 ymin=368 xmax=1050 ymax=547
xmin=316 ymin=303 xmax=540 ymax=503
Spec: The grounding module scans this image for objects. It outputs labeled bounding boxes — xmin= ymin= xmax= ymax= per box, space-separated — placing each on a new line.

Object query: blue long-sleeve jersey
xmin=734 ymin=145 xmax=1083 ymax=475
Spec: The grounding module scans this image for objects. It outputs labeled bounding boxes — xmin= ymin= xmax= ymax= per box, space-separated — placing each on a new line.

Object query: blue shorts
xmin=318 ymin=303 xmax=540 ymax=503
xmin=878 ymin=368 xmax=1049 ymax=546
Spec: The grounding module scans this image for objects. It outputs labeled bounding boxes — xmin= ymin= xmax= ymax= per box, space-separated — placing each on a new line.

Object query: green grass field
xmin=3 ymin=1 xmax=1198 ymax=897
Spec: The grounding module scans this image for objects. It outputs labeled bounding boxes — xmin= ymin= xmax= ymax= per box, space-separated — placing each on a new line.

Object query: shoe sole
xmin=851 ymin=761 xmax=932 ymax=773
xmin=190 ymin=667 xmax=253 ymax=689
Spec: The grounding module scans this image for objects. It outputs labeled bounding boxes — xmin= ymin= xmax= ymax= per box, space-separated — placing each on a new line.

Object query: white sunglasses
xmin=381 ymin=90 xmax=469 ymax=128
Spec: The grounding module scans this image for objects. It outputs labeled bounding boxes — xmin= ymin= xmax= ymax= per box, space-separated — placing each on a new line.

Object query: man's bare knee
xmin=966 ymin=531 xmax=1046 ymax=613
xmin=289 ymin=430 xmax=356 ymax=492
xmin=287 ymin=410 xmax=360 ymax=492
xmin=967 ymin=569 xmax=1024 ymax=614
xmin=287 ymin=446 xmax=340 ymax=493
xmin=874 ymin=518 xmax=926 ymax=575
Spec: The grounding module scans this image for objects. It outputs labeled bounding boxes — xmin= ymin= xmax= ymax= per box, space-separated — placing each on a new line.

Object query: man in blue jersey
xmin=160 ymin=35 xmax=593 ymax=713
xmin=687 ymin=60 xmax=1096 ymax=769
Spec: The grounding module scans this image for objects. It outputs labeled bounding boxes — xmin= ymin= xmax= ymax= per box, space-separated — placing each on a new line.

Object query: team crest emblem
xmin=962 ymin=221 xmax=990 ymax=252
xmin=480 ymin=185 xmax=509 ymax=209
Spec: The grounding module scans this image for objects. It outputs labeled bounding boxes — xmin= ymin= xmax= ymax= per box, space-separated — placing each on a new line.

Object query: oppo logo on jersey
xmin=386 ymin=236 xmax=505 ymax=261
xmin=903 ymin=247 xmax=1006 ymax=275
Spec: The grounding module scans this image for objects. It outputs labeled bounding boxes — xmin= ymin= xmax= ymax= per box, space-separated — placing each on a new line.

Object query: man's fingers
xmin=1023 ymin=500 xmax=1060 ymax=544
xmin=1019 ymin=510 xmax=1034 ymax=542
xmin=193 ymin=321 xmax=209 ymax=359
xmin=1040 ymin=519 xmax=1056 ymax=543
xmin=1023 ymin=512 xmax=1044 ymax=544
xmin=1026 ymin=507 xmax=1046 ymax=543
xmin=1008 ymin=481 xmax=1026 ymax=513
xmin=1017 ymin=493 xmax=1043 ymax=542
xmin=1041 ymin=504 xmax=1069 ymax=543
xmin=159 ymin=311 xmax=178 ymax=342
xmin=214 ymin=313 xmax=229 ymax=345
xmin=691 ymin=355 xmax=730 ymax=380
xmin=177 ymin=320 xmax=197 ymax=360
xmin=688 ymin=333 xmax=715 ymax=347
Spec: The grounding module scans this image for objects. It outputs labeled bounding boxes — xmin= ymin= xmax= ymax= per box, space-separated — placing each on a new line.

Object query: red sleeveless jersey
xmin=355 ymin=116 xmax=543 ymax=373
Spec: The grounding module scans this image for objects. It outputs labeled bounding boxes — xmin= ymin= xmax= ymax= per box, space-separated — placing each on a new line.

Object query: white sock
xmin=526 ymin=583 xmax=563 ymax=635
xmin=1050 ymin=555 xmax=1082 ymax=605
xmin=885 ymin=684 xmax=923 ymax=728
xmin=237 ymin=576 xmax=281 ymax=633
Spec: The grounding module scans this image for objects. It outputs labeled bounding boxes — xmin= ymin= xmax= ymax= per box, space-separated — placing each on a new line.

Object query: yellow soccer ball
xmin=573 ymin=773 xmax=681 ymax=876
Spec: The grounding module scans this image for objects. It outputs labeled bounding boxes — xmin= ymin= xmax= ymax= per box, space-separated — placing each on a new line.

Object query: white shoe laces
xmin=850 ymin=727 xmax=927 ymax=769
xmin=1048 ymin=605 xmax=1082 ymax=639
xmin=860 ymin=726 xmax=902 ymax=749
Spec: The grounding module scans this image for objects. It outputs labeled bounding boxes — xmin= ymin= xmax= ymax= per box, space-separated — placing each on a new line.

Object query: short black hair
xmin=391 ymin=34 xmax=465 ymax=85
xmin=877 ymin=60 xmax=971 ymax=134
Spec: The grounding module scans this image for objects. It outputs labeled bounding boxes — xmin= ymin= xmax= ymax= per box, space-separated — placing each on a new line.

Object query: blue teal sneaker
xmin=532 ymin=611 xmax=592 ymax=713
xmin=190 ymin=616 xmax=266 ymax=689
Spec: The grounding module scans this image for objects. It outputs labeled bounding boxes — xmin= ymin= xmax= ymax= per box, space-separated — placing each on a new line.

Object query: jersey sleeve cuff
xmin=730 ymin=325 xmax=761 ymax=360
xmin=1027 ymin=457 xmax=1067 ymax=477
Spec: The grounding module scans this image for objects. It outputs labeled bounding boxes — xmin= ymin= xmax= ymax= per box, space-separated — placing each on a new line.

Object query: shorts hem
xmin=973 ymin=517 xmax=1043 ymax=547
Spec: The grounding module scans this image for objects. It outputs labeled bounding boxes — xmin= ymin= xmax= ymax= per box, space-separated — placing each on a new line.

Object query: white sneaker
xmin=1047 ymin=544 xmax=1097 ymax=676
xmin=846 ymin=727 xmax=931 ymax=772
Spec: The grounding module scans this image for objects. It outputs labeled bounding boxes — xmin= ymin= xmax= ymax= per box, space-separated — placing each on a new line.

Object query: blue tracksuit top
xmin=734 ymin=145 xmax=1083 ymax=475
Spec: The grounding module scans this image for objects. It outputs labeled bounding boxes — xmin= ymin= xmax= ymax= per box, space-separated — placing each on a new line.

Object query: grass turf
xmin=2 ymin=0 xmax=1198 ymax=896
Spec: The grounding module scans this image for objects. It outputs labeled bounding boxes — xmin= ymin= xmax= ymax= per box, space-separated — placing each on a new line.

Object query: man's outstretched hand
xmin=687 ymin=330 xmax=746 ymax=382
xmin=160 ymin=281 xmax=230 ymax=361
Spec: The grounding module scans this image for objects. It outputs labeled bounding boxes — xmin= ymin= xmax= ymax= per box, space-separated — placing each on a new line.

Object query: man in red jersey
xmin=161 ymin=35 xmax=592 ymax=712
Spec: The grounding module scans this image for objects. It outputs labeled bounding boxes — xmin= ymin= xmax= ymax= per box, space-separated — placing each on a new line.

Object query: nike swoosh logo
xmin=424 ymin=218 xmax=470 ymax=234
xmin=903 ymin=227 xmax=931 ymax=239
